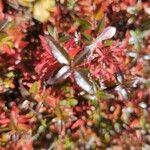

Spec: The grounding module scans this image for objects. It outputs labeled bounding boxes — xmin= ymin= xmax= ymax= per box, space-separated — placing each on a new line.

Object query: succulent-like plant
xmin=44 ymin=27 xmax=116 ymax=95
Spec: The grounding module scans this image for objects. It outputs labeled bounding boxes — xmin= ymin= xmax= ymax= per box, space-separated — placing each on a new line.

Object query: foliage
xmin=0 ymin=0 xmax=150 ymax=149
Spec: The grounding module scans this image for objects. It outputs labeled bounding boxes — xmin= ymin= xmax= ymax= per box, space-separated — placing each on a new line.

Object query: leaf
xmin=81 ymin=93 xmax=96 ymax=100
xmin=73 ymin=27 xmax=116 ymax=65
xmin=141 ymin=18 xmax=150 ymax=30
xmin=19 ymin=83 xmax=30 ymax=98
xmin=39 ymin=0 xmax=55 ymax=12
xmin=115 ymin=85 xmax=128 ymax=100
xmin=0 ymin=20 xmax=9 ymax=31
xmin=6 ymin=72 xmax=15 ymax=78
xmin=97 ymin=17 xmax=105 ymax=32
xmin=129 ymin=29 xmax=145 ymax=50
xmin=46 ymin=35 xmax=71 ymax=65
xmin=46 ymin=65 xmax=70 ymax=85
xmin=115 ymin=68 xmax=124 ymax=84
xmin=0 ymin=33 xmax=13 ymax=48
xmin=82 ymin=33 xmax=92 ymax=42
xmin=127 ymin=52 xmax=138 ymax=58
xmin=96 ymin=90 xmax=114 ymax=100
xmin=143 ymin=54 xmax=150 ymax=60
xmin=4 ymin=78 xmax=15 ymax=89
xmin=33 ymin=0 xmax=55 ymax=22
xmin=73 ymin=69 xmax=94 ymax=94
xmin=59 ymin=34 xmax=70 ymax=43
xmin=71 ymin=119 xmax=84 ymax=129
xmin=104 ymin=132 xmax=110 ymax=143
xmin=73 ymin=46 xmax=91 ymax=65
xmin=29 ymin=81 xmax=41 ymax=94
xmin=47 ymin=25 xmax=55 ymax=36
xmin=67 ymin=0 xmax=76 ymax=10
xmin=127 ymin=6 xmax=137 ymax=15
xmin=0 ymin=33 xmax=7 ymax=39
xmin=95 ymin=9 xmax=104 ymax=21
xmin=64 ymin=137 xmax=74 ymax=149
xmin=104 ymin=40 xmax=113 ymax=46
xmin=77 ymin=19 xmax=91 ymax=29
xmin=39 ymin=35 xmax=51 ymax=54
xmin=60 ymin=98 xmax=78 ymax=107
xmin=94 ymin=26 xmax=116 ymax=43
xmin=5 ymin=0 xmax=19 ymax=10
xmin=145 ymin=80 xmax=150 ymax=88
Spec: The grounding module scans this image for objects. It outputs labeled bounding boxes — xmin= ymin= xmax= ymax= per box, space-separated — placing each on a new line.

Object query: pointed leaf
xmin=115 ymin=68 xmax=124 ymax=84
xmin=77 ymin=19 xmax=91 ymax=29
xmin=97 ymin=17 xmax=105 ymax=32
xmin=73 ymin=26 xmax=116 ymax=65
xmin=29 ymin=81 xmax=41 ymax=94
xmin=46 ymin=65 xmax=70 ymax=85
xmin=19 ymin=84 xmax=30 ymax=98
xmin=0 ymin=19 xmax=9 ymax=31
xmin=104 ymin=40 xmax=113 ymax=46
xmin=73 ymin=46 xmax=91 ymax=65
xmin=73 ymin=69 xmax=94 ymax=94
xmin=89 ymin=26 xmax=116 ymax=50
xmin=60 ymin=98 xmax=78 ymax=107
xmin=81 ymin=93 xmax=96 ymax=100
xmin=127 ymin=52 xmax=138 ymax=58
xmin=67 ymin=0 xmax=76 ymax=10
xmin=115 ymin=85 xmax=128 ymax=100
xmin=81 ymin=33 xmax=92 ymax=41
xmin=96 ymin=90 xmax=114 ymax=100
xmin=95 ymin=26 xmax=116 ymax=43
xmin=46 ymin=35 xmax=71 ymax=65
xmin=5 ymin=0 xmax=19 ymax=10
xmin=143 ymin=54 xmax=150 ymax=60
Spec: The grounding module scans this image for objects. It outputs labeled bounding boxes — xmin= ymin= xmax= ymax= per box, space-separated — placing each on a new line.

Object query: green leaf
xmin=77 ymin=19 xmax=91 ymax=29
xmin=0 ymin=33 xmax=13 ymax=48
xmin=6 ymin=72 xmax=15 ymax=78
xmin=64 ymin=137 xmax=74 ymax=149
xmin=60 ymin=98 xmax=78 ymax=107
xmin=97 ymin=17 xmax=105 ymax=32
xmin=129 ymin=29 xmax=146 ymax=50
xmin=96 ymin=90 xmax=114 ymax=100
xmin=67 ymin=0 xmax=76 ymax=10
xmin=140 ymin=114 xmax=146 ymax=129
xmin=145 ymin=80 xmax=150 ymax=88
xmin=104 ymin=40 xmax=113 ymax=46
xmin=59 ymin=35 xmax=70 ymax=43
xmin=141 ymin=18 xmax=150 ymax=30
xmin=47 ymin=25 xmax=58 ymax=40
xmin=0 ymin=32 xmax=6 ymax=38
xmin=47 ymin=25 xmax=55 ymax=36
xmin=104 ymin=132 xmax=110 ymax=143
xmin=82 ymin=33 xmax=92 ymax=42
xmin=29 ymin=81 xmax=40 ymax=94
xmin=41 ymin=119 xmax=47 ymax=128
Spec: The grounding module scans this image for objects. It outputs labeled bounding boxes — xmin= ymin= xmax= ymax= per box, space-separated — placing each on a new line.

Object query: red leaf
xmin=71 ymin=119 xmax=85 ymax=129
xmin=0 ymin=118 xmax=10 ymax=124
xmin=64 ymin=39 xmax=81 ymax=58
xmin=0 ymin=0 xmax=4 ymax=21
xmin=39 ymin=35 xmax=52 ymax=55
